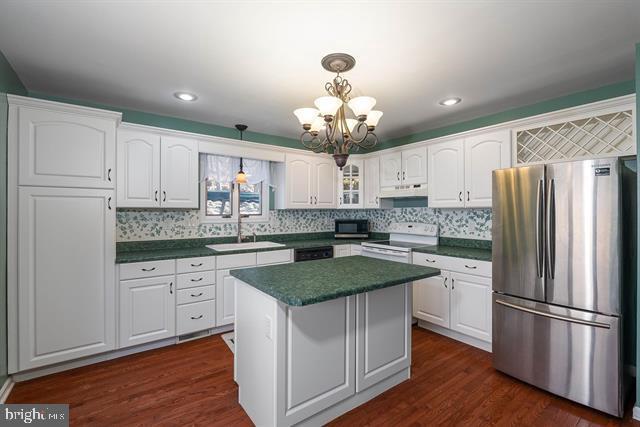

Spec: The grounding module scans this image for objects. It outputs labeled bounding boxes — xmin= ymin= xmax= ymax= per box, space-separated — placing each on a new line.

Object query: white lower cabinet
xmin=119 ymin=275 xmax=176 ymax=348
xmin=216 ymin=269 xmax=239 ymax=327
xmin=176 ymin=300 xmax=216 ymax=336
xmin=412 ymin=253 xmax=492 ymax=345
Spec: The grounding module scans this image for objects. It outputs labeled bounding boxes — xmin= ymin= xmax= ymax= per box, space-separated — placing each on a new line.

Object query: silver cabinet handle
xmin=535 ymin=179 xmax=543 ymax=278
xmin=141 ymin=267 xmax=156 ymax=272
xmin=467 ymin=191 xmax=470 ymax=201
xmin=108 ymin=168 xmax=112 ymax=182
xmin=424 ymin=258 xmax=436 ymax=263
xmin=190 ymin=292 xmax=203 ymax=297
xmin=190 ymin=263 xmax=203 ymax=267
xmin=310 ymin=196 xmax=313 ymax=204
xmin=190 ymin=277 xmax=203 ymax=282
xmin=155 ymin=190 xmax=159 ymax=202
xmin=495 ymin=300 xmax=610 ymax=329
xmin=464 ymin=264 xmax=477 ymax=269
xmin=397 ymin=171 xmax=400 ymax=181
xmin=451 ymin=278 xmax=455 ymax=290
xmin=375 ymin=196 xmax=379 ymax=204
xmin=169 ymin=282 xmax=173 ymax=294
xmin=107 ymin=196 xmax=112 ymax=210
xmin=458 ymin=191 xmax=463 ymax=202
xmin=190 ymin=315 xmax=203 ymax=320
xmin=163 ymin=191 xmax=167 ymax=202
xmin=314 ymin=196 xmax=318 ymax=205
xmin=546 ymin=178 xmax=556 ymax=279
xmin=443 ymin=277 xmax=448 ymax=288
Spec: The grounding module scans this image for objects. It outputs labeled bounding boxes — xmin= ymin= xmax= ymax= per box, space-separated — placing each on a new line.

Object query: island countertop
xmin=230 ymin=255 xmax=440 ymax=306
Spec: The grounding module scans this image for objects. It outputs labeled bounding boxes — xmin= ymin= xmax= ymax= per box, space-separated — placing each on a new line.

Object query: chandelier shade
xmin=294 ymin=53 xmax=382 ymax=168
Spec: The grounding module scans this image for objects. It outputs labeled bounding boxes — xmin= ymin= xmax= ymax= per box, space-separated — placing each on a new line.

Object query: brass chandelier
xmin=294 ymin=53 xmax=383 ymax=169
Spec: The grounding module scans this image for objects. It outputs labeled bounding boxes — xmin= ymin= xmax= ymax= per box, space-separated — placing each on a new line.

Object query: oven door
xmin=361 ymin=246 xmax=410 ymax=263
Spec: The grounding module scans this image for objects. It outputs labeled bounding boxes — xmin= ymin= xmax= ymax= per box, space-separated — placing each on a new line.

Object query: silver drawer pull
xmin=190 ymin=277 xmax=203 ymax=282
xmin=464 ymin=265 xmax=477 ymax=269
xmin=190 ymin=292 xmax=203 ymax=297
xmin=425 ymin=259 xmax=436 ymax=263
xmin=141 ymin=267 xmax=156 ymax=272
xmin=190 ymin=315 xmax=203 ymax=320
xmin=190 ymin=263 xmax=203 ymax=267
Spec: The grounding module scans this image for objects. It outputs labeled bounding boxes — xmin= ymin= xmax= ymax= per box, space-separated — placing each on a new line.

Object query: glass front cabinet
xmin=337 ymin=159 xmax=364 ymax=209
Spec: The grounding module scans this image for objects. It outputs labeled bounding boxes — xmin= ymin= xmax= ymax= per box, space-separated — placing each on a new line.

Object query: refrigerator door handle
xmin=535 ymin=179 xmax=543 ymax=278
xmin=495 ymin=299 xmax=610 ymax=329
xmin=546 ymin=178 xmax=556 ymax=279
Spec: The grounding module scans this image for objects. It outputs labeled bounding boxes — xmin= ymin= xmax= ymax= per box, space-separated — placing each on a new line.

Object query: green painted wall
xmin=0 ymin=51 xmax=26 ymax=96
xmin=636 ymin=42 xmax=640 ymax=408
xmin=28 ymin=92 xmax=301 ymax=150
xmin=377 ymin=80 xmax=635 ymax=151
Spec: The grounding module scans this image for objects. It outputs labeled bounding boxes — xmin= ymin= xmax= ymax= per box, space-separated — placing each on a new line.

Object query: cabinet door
xmin=337 ymin=159 xmax=363 ymax=209
xmin=117 ymin=129 xmax=161 ymax=207
xmin=314 ymin=157 xmax=337 ymax=208
xmin=413 ymin=272 xmax=450 ymax=328
xmin=18 ymin=187 xmax=115 ymax=370
xmin=356 ymin=284 xmax=411 ymax=391
xmin=119 ymin=275 xmax=176 ymax=348
xmin=333 ymin=245 xmax=351 ymax=258
xmin=286 ymin=154 xmax=313 ymax=208
xmin=401 ymin=146 xmax=427 ymax=185
xmin=216 ymin=269 xmax=236 ymax=326
xmin=450 ymin=272 xmax=492 ymax=342
xmin=17 ymin=106 xmax=115 ymax=189
xmin=428 ymin=139 xmax=464 ymax=208
xmin=464 ymin=130 xmax=511 ymax=207
xmin=160 ymin=136 xmax=199 ymax=208
xmin=364 ymin=157 xmax=380 ymax=208
xmin=380 ymin=152 xmax=402 ymax=187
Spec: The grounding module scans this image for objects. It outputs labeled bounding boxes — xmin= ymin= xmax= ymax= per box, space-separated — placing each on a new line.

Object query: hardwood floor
xmin=7 ymin=327 xmax=639 ymax=426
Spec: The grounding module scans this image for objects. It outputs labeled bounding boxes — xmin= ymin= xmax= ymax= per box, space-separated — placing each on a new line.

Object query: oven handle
xmin=361 ymin=246 xmax=408 ymax=257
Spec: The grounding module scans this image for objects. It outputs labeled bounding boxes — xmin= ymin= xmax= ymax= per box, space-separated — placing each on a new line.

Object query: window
xmin=201 ymin=154 xmax=269 ymax=222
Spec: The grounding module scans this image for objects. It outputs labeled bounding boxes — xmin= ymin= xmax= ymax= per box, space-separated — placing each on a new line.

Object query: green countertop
xmin=230 ymin=255 xmax=440 ymax=306
xmin=412 ymin=245 xmax=492 ymax=262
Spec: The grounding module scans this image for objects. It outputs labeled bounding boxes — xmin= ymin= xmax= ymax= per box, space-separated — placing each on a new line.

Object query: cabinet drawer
xmin=350 ymin=245 xmax=362 ymax=255
xmin=217 ymin=252 xmax=256 ymax=269
xmin=120 ymin=259 xmax=175 ymax=280
xmin=177 ymin=300 xmax=216 ymax=335
xmin=176 ymin=256 xmax=216 ymax=274
xmin=177 ymin=270 xmax=216 ymax=289
xmin=412 ymin=253 xmax=491 ymax=277
xmin=257 ymin=249 xmax=292 ymax=265
xmin=177 ymin=285 xmax=215 ymax=305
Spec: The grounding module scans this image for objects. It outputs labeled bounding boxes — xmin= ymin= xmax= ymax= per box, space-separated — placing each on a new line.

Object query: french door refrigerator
xmin=492 ymin=158 xmax=625 ymax=417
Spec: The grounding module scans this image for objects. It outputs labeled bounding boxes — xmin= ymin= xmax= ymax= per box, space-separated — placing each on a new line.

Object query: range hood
xmin=379 ymin=185 xmax=428 ymax=198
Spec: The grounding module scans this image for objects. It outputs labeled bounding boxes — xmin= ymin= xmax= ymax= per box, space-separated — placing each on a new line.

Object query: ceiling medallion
xmin=293 ymin=53 xmax=383 ymax=169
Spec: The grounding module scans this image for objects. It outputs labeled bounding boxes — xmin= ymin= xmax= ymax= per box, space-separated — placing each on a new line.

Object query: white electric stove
xmin=361 ymin=222 xmax=439 ymax=263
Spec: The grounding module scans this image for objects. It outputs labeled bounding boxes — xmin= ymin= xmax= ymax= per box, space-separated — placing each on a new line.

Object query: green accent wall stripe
xmin=378 ymin=80 xmax=635 ymax=150
xmin=27 ymin=92 xmax=301 ymax=149
xmin=0 ymin=50 xmax=26 ymax=95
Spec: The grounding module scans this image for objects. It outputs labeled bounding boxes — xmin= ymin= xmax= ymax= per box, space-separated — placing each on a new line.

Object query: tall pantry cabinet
xmin=7 ymin=96 xmax=122 ymax=372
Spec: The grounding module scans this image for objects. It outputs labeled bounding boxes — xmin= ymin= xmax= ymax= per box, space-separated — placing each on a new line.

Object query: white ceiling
xmin=1 ymin=1 xmax=639 ymax=141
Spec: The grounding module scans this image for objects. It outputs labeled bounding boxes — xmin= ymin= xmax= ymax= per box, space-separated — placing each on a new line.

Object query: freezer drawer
xmin=492 ymin=294 xmax=622 ymax=417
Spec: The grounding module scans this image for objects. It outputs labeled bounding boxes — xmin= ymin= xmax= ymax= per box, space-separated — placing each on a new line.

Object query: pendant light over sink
xmin=293 ymin=53 xmax=382 ymax=169
xmin=235 ymin=124 xmax=248 ymax=184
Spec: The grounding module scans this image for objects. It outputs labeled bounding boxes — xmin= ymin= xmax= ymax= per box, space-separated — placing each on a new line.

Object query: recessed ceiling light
xmin=439 ymin=97 xmax=462 ymax=106
xmin=174 ymin=92 xmax=198 ymax=102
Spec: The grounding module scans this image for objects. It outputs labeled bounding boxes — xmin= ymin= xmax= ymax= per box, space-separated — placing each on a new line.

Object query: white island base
xmin=235 ymin=280 xmax=412 ymax=427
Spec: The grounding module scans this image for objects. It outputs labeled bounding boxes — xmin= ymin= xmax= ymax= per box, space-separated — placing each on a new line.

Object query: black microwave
xmin=335 ymin=219 xmax=370 ymax=239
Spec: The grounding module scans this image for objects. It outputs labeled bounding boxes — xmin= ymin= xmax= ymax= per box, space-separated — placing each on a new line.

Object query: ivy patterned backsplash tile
xmin=117 ymin=208 xmax=492 ymax=242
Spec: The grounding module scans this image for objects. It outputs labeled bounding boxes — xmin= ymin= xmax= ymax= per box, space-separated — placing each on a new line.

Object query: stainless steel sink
xmin=206 ymin=241 xmax=286 ymax=252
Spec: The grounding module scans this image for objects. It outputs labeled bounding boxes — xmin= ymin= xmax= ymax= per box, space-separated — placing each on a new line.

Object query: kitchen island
xmin=231 ymin=256 xmax=440 ymax=426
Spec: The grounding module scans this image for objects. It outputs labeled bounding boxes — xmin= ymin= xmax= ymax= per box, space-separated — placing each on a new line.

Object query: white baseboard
xmin=0 ymin=377 xmax=14 ymax=403
xmin=13 ymin=324 xmax=233 ymax=382
xmin=633 ymin=406 xmax=640 ymax=421
xmin=416 ymin=320 xmax=492 ymax=352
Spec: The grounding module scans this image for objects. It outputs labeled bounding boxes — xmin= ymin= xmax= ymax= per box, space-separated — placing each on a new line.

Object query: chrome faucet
xmin=236 ymin=214 xmax=251 ymax=243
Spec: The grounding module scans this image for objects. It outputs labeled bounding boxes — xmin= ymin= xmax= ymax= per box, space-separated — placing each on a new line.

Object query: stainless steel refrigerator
xmin=492 ymin=157 xmax=628 ymax=417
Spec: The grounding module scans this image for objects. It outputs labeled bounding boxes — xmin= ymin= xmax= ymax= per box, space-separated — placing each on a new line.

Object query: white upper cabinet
xmin=12 ymin=98 xmax=119 ymax=189
xmin=17 ymin=186 xmax=115 ymax=370
xmin=364 ymin=156 xmax=380 ymax=208
xmin=428 ymin=130 xmax=511 ymax=208
xmin=464 ymin=130 xmax=511 ymax=207
xmin=338 ymin=158 xmax=363 ymax=209
xmin=428 ymin=139 xmax=465 ymax=208
xmin=117 ymin=129 xmax=161 ymax=207
xmin=116 ymin=127 xmax=199 ymax=208
xmin=282 ymin=153 xmax=336 ymax=209
xmin=401 ymin=146 xmax=427 ymax=185
xmin=160 ymin=136 xmax=199 ymax=208
xmin=380 ymin=152 xmax=402 ymax=187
